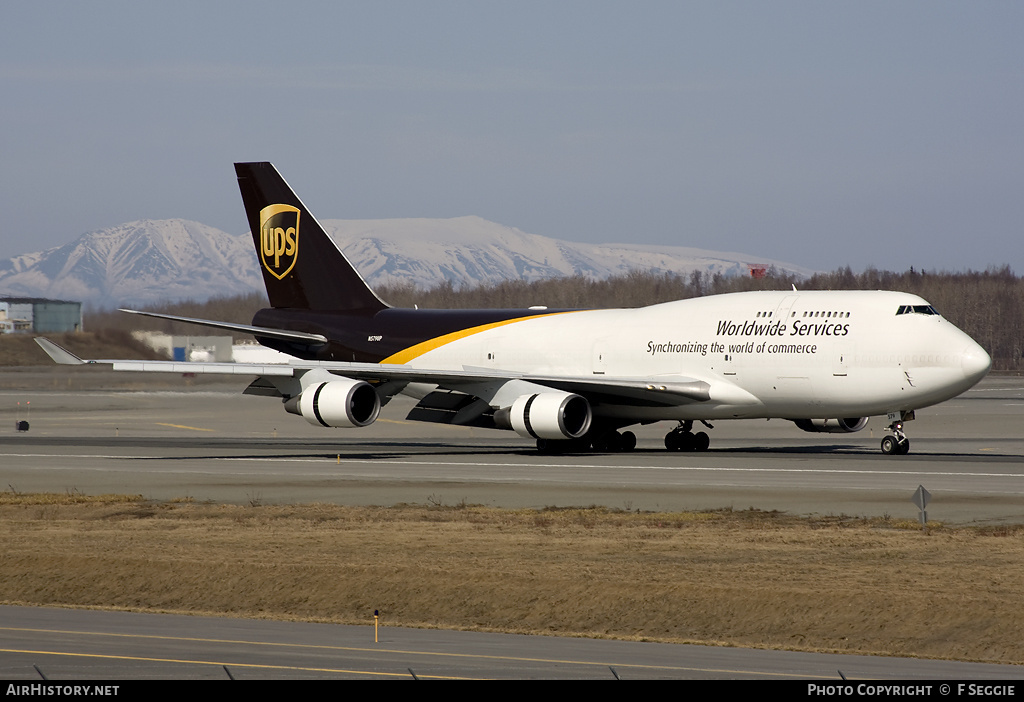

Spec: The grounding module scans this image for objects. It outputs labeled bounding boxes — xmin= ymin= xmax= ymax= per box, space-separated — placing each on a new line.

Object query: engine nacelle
xmin=291 ymin=378 xmax=381 ymax=428
xmin=792 ymin=417 xmax=869 ymax=434
xmin=499 ymin=392 xmax=592 ymax=440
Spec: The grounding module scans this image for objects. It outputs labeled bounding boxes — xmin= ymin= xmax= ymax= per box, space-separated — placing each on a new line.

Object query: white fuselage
xmin=404 ymin=290 xmax=991 ymax=422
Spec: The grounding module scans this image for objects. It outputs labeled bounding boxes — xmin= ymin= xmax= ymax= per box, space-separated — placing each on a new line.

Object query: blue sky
xmin=2 ymin=1 xmax=1022 ymax=273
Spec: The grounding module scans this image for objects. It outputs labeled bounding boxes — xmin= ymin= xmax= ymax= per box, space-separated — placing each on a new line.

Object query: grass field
xmin=1 ymin=492 xmax=1022 ymax=665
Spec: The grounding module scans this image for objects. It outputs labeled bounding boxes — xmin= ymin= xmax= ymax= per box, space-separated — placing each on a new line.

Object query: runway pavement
xmin=1 ymin=605 xmax=1020 ymax=680
xmin=1 ymin=373 xmax=1022 ymax=523
xmin=2 ymin=371 xmax=1023 ymax=680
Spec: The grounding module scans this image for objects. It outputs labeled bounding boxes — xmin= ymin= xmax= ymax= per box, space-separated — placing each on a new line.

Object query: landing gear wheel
xmin=619 ymin=431 xmax=637 ymax=452
xmin=591 ymin=429 xmax=639 ymax=453
xmin=665 ymin=431 xmax=680 ymax=451
xmin=666 ymin=431 xmax=694 ymax=451
xmin=693 ymin=431 xmax=710 ymax=452
xmin=881 ymin=435 xmax=911 ymax=455
xmin=880 ymin=416 xmax=912 ymax=456
xmin=665 ymin=428 xmax=709 ymax=452
xmin=591 ymin=431 xmax=621 ymax=453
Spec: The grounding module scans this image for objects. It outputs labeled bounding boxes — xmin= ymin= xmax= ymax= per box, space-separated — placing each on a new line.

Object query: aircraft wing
xmin=34 ymin=337 xmax=711 ymax=406
xmin=508 ymin=374 xmax=710 ymax=405
xmin=35 ymin=337 xmax=296 ymax=376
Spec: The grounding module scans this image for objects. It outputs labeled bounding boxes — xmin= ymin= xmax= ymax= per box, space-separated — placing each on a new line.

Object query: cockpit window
xmin=896 ymin=305 xmax=940 ymax=316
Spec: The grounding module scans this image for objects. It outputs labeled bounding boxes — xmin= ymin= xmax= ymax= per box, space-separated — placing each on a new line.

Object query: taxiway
xmin=1 ymin=373 xmax=1022 ymax=524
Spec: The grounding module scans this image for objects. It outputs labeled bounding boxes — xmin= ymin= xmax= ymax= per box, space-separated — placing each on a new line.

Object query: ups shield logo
xmin=259 ymin=204 xmax=301 ymax=280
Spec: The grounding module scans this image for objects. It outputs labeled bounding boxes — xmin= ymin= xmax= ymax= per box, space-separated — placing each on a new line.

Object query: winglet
xmin=35 ymin=337 xmax=86 ymax=365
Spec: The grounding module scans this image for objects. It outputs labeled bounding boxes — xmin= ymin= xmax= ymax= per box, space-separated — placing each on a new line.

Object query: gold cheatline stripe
xmin=380 ymin=311 xmax=577 ymax=365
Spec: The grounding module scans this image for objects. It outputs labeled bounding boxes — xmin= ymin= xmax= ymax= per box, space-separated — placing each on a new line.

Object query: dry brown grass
xmin=1 ymin=493 xmax=1022 ymax=663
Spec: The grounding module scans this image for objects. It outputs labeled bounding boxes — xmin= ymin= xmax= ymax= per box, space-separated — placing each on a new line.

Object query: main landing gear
xmin=535 ymin=428 xmax=637 ymax=454
xmin=664 ymin=420 xmax=712 ymax=452
xmin=880 ymin=412 xmax=914 ymax=455
xmin=590 ymin=428 xmax=637 ymax=453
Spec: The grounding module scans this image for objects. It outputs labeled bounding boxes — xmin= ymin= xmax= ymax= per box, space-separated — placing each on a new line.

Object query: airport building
xmin=132 ymin=331 xmax=234 ymax=362
xmin=0 ymin=298 xmax=83 ymax=334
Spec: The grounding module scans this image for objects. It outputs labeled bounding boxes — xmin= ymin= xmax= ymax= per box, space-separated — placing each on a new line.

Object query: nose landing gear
xmin=880 ymin=412 xmax=914 ymax=455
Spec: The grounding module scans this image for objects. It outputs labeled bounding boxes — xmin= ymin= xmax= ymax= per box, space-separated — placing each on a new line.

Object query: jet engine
xmin=496 ymin=391 xmax=592 ymax=440
xmin=288 ymin=378 xmax=381 ymax=428
xmin=792 ymin=417 xmax=869 ymax=433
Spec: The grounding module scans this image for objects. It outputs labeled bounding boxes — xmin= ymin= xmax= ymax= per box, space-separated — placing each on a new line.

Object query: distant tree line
xmin=84 ymin=267 xmax=1024 ymax=371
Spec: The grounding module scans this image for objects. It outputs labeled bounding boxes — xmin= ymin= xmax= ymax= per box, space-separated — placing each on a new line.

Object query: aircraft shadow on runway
xmin=3 ymin=434 xmax=1019 ymax=461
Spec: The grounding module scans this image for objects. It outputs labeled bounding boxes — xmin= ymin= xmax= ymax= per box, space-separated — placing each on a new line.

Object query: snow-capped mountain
xmin=323 ymin=216 xmax=809 ymax=289
xmin=0 ymin=220 xmax=261 ymax=307
xmin=0 ymin=217 xmax=810 ymax=307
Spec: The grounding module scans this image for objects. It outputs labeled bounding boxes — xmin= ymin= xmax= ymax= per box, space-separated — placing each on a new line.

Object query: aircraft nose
xmin=961 ymin=342 xmax=991 ymax=383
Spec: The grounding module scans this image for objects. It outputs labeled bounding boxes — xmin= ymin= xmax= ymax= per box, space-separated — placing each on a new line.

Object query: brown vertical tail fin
xmin=234 ymin=162 xmax=388 ymax=314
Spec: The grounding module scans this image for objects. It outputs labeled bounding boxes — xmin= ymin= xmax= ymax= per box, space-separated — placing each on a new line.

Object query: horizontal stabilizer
xmin=119 ymin=309 xmax=328 ymax=345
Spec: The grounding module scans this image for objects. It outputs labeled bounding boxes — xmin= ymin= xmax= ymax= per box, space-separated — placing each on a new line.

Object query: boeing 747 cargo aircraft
xmin=37 ymin=162 xmax=991 ymax=455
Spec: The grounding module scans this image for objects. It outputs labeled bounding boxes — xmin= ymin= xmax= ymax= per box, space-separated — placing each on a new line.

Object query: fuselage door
xmin=592 ymin=339 xmax=609 ymax=375
xmin=774 ymin=294 xmax=799 ymax=326
xmin=722 ymin=352 xmax=736 ymax=376
xmin=833 ymin=344 xmax=852 ymax=377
